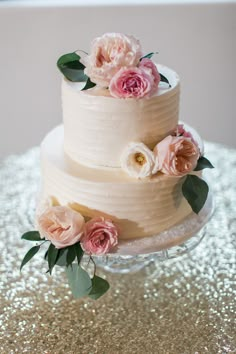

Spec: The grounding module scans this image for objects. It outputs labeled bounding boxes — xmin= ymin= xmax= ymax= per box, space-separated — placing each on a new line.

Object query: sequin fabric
xmin=0 ymin=142 xmax=235 ymax=354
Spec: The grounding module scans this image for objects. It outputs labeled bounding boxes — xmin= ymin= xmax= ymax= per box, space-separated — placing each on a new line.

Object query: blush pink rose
xmin=139 ymin=58 xmax=160 ymax=95
xmin=154 ymin=135 xmax=200 ymax=176
xmin=175 ymin=124 xmax=193 ymax=141
xmin=174 ymin=123 xmax=196 ymax=142
xmin=81 ymin=217 xmax=119 ymax=255
xmin=81 ymin=32 xmax=142 ymax=87
xmin=109 ymin=67 xmax=155 ymax=98
xmin=175 ymin=124 xmax=189 ymax=137
xmin=37 ymin=206 xmax=85 ymax=249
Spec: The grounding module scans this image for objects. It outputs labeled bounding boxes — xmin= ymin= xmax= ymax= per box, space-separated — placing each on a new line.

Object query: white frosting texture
xmin=62 ymin=64 xmax=180 ymax=168
xmin=40 ymin=126 xmax=195 ymax=240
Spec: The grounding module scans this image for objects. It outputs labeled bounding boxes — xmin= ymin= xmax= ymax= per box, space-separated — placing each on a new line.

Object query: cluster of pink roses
xmin=37 ymin=206 xmax=119 ymax=255
xmin=81 ymin=33 xmax=160 ymax=99
xmin=121 ymin=124 xmax=200 ymax=179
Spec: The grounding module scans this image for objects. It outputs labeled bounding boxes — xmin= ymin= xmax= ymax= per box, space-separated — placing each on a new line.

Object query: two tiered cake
xmin=40 ymin=33 xmax=208 ymax=242
xmin=20 ymin=33 xmax=213 ymax=298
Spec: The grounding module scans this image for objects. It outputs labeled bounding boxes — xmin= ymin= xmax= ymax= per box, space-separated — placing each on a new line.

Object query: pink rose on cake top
xmin=139 ymin=57 xmax=161 ymax=87
xmin=81 ymin=32 xmax=142 ymax=87
xmin=109 ymin=66 xmax=158 ymax=99
xmin=57 ymin=32 xmax=170 ymax=98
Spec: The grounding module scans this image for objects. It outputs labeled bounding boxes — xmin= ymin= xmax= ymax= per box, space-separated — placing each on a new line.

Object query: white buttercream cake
xmin=62 ymin=64 xmax=179 ymax=168
xmin=39 ymin=33 xmax=209 ymax=243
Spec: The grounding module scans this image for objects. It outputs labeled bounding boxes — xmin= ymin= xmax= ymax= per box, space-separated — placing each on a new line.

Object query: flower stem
xmin=90 ymin=256 xmax=97 ymax=278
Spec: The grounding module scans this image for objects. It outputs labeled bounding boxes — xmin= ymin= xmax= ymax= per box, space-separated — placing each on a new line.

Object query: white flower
xmin=121 ymin=142 xmax=159 ymax=178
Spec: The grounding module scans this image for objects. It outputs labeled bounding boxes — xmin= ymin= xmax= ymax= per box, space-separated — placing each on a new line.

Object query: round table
xmin=0 ymin=142 xmax=235 ymax=353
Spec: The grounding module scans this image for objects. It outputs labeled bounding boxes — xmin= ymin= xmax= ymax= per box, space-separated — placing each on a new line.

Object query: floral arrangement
xmin=121 ymin=124 xmax=214 ymax=214
xmin=57 ymin=32 xmax=170 ymax=98
xmin=20 ymin=207 xmax=119 ymax=299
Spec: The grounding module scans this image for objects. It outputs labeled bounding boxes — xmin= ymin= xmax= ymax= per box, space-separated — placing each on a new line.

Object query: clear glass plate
xmin=93 ymin=192 xmax=214 ymax=274
xmin=93 ymin=227 xmax=207 ymax=274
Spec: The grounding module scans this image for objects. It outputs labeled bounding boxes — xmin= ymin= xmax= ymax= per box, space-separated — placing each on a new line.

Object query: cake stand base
xmin=94 ymin=192 xmax=214 ymax=274
xmin=94 ymin=227 xmax=207 ymax=274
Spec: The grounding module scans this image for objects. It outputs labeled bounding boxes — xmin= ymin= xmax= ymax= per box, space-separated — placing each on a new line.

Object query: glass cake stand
xmin=93 ymin=192 xmax=214 ymax=274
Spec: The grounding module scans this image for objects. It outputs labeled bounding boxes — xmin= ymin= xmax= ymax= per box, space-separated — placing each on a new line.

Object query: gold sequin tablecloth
xmin=0 ymin=142 xmax=235 ymax=354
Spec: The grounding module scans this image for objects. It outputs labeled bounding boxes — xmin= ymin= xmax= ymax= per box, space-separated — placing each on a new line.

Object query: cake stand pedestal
xmin=94 ymin=192 xmax=214 ymax=273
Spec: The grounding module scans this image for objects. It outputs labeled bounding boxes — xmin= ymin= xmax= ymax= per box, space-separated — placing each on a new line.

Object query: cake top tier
xmin=62 ymin=63 xmax=180 ymax=168
xmin=58 ymin=33 xmax=180 ymax=169
xmin=57 ymin=32 xmax=171 ymax=99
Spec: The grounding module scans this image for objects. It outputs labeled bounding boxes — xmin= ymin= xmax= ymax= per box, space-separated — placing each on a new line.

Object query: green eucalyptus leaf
xmin=47 ymin=243 xmax=59 ymax=274
xmin=82 ymin=77 xmax=96 ymax=91
xmin=74 ymin=242 xmax=84 ymax=264
xmin=160 ymin=73 xmax=171 ymax=87
xmin=182 ymin=175 xmax=209 ymax=214
xmin=57 ymin=52 xmax=87 ymax=82
xmin=55 ymin=248 xmax=68 ymax=266
xmin=44 ymin=249 xmax=48 ymax=260
xmin=66 ymin=264 xmax=92 ymax=299
xmin=57 ymin=52 xmax=84 ymax=69
xmin=64 ymin=69 xmax=87 ymax=82
xmin=21 ymin=231 xmax=43 ymax=241
xmin=88 ymin=275 xmax=110 ymax=300
xmin=140 ymin=52 xmax=157 ymax=60
xmin=194 ymin=156 xmax=214 ymax=171
xmin=66 ymin=245 xmax=76 ymax=266
xmin=45 ymin=247 xmax=68 ymax=267
xmin=20 ymin=245 xmax=40 ymax=271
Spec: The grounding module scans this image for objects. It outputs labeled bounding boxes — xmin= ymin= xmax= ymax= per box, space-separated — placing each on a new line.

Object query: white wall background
xmin=0 ymin=1 xmax=235 ymax=159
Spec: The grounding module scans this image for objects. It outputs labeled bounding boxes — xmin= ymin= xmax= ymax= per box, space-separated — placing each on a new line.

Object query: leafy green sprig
xmin=57 ymin=52 xmax=96 ymax=90
xmin=182 ymin=156 xmax=214 ymax=214
xmin=20 ymin=231 xmax=109 ymax=300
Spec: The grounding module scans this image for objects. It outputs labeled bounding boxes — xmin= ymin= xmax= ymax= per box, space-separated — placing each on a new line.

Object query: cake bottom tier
xmin=40 ymin=125 xmax=195 ymax=240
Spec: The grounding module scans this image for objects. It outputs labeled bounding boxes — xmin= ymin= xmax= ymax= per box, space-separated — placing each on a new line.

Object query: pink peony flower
xmin=81 ymin=32 xmax=142 ymax=87
xmin=109 ymin=67 xmax=156 ymax=99
xmin=154 ymin=135 xmax=200 ymax=176
xmin=37 ymin=206 xmax=85 ymax=249
xmin=174 ymin=124 xmax=199 ymax=150
xmin=139 ymin=58 xmax=160 ymax=94
xmin=81 ymin=217 xmax=119 ymax=255
xmin=174 ymin=124 xmax=188 ymax=137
